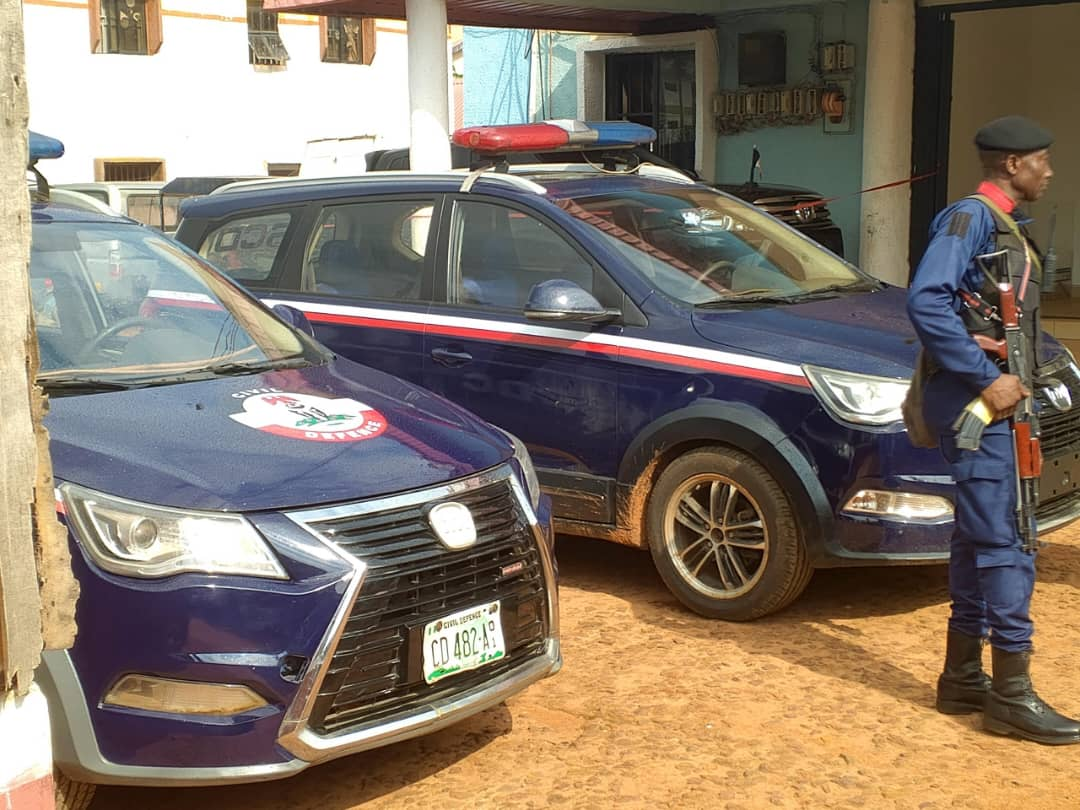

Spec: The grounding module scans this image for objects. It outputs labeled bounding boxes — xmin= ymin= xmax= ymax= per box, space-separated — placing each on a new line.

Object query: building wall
xmin=711 ymin=1 xmax=869 ymax=260
xmin=462 ymin=27 xmax=532 ymax=125
xmin=463 ymin=0 xmax=870 ymax=259
xmin=23 ymin=0 xmax=414 ymax=182
xmin=950 ymin=4 xmax=1080 ymax=277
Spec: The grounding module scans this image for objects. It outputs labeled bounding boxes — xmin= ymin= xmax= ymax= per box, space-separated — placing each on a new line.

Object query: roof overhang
xmin=263 ymin=0 xmax=716 ymax=35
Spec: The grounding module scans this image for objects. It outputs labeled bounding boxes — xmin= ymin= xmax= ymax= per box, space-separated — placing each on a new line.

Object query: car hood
xmin=713 ymin=182 xmax=821 ymax=202
xmin=46 ymin=358 xmax=509 ymax=512
xmin=690 ymin=286 xmax=918 ymax=378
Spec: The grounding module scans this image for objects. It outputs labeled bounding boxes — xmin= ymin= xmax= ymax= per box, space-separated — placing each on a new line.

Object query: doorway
xmin=604 ymin=51 xmax=696 ymax=173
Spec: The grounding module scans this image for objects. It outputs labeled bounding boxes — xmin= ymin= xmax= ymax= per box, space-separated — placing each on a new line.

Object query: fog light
xmin=843 ymin=490 xmax=954 ymax=523
xmin=103 ymin=675 xmax=268 ymax=716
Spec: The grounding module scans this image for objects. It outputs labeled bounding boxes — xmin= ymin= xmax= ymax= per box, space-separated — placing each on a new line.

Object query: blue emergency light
xmin=29 ymin=131 xmax=64 ymax=165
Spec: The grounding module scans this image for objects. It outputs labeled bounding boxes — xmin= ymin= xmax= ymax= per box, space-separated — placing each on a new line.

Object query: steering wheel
xmin=691 ymin=260 xmax=737 ymax=291
xmin=79 ymin=316 xmax=170 ymax=364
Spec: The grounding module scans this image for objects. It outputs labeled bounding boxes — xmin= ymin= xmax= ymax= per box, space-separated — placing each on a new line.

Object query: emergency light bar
xmin=29 ymin=131 xmax=64 ymax=165
xmin=28 ymin=131 xmax=64 ymax=201
xmin=453 ymin=120 xmax=657 ymax=154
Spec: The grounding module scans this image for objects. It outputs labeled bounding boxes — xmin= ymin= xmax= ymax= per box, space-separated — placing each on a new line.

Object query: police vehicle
xmin=174 ymin=120 xmax=1080 ymax=623
xmin=26 ymin=133 xmax=559 ymax=799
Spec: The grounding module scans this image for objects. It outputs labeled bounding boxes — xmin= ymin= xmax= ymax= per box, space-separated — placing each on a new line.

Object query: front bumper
xmin=44 ymin=466 xmax=560 ymax=786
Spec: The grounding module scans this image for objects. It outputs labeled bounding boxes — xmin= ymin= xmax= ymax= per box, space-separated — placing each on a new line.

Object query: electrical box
xmin=822 ymin=79 xmax=853 ymax=133
xmin=821 ymin=43 xmax=837 ymax=73
xmin=821 ymin=41 xmax=855 ymax=74
xmin=836 ymin=42 xmax=856 ymax=71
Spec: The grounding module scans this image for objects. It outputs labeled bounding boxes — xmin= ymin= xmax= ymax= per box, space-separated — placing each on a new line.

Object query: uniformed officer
xmin=907 ymin=115 xmax=1080 ymax=744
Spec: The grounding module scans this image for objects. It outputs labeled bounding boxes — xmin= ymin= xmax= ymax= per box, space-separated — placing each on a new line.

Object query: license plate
xmin=422 ymin=601 xmax=506 ymax=685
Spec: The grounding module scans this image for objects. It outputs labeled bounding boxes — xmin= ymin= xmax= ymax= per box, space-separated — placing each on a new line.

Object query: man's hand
xmin=981 ymin=373 xmax=1031 ymax=421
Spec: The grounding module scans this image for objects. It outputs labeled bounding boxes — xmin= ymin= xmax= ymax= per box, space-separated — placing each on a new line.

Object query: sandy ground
xmin=95 ymin=522 xmax=1080 ymax=810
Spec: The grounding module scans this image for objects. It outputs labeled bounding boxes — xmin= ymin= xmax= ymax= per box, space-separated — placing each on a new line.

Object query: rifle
xmin=1040 ymin=206 xmax=1057 ymax=294
xmin=950 ymin=250 xmax=1042 ymax=553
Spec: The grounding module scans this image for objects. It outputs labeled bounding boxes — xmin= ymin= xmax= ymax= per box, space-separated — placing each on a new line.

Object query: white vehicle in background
xmin=42 ymin=187 xmax=119 ymax=217
xmin=55 ymin=181 xmax=165 ymax=229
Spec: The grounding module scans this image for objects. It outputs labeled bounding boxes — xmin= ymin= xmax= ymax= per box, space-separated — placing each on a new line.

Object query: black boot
xmin=984 ymin=647 xmax=1080 ymax=745
xmin=936 ymin=630 xmax=990 ymax=714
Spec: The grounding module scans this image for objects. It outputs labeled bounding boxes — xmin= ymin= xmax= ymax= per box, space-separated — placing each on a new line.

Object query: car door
xmin=423 ymin=195 xmax=622 ymax=525
xmin=216 ymin=195 xmax=442 ymax=386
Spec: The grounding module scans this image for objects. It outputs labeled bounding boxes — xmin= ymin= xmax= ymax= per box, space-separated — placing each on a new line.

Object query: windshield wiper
xmin=203 ymin=354 xmax=313 ymax=376
xmin=793 ymin=280 xmax=884 ymax=300
xmin=696 ymin=280 xmax=883 ymax=308
xmin=37 ymin=376 xmax=147 ymax=395
xmin=696 ymin=291 xmax=801 ymax=308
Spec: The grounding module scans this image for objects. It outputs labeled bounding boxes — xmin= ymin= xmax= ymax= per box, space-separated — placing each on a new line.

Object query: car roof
xmin=179 ymin=166 xmax=706 ymax=220
xmin=45 ymin=188 xmax=122 ymax=216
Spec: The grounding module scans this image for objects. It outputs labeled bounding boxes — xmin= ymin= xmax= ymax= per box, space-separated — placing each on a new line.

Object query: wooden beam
xmin=0 ymin=0 xmax=43 ymax=696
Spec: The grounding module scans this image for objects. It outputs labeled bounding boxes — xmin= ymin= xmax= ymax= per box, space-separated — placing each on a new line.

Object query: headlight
xmin=61 ymin=483 xmax=287 ymax=580
xmin=496 ymin=429 xmax=542 ymax=509
xmin=803 ymin=365 xmax=910 ymax=427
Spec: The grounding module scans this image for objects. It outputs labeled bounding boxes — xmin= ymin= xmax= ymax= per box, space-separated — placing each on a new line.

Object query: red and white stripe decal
xmin=266 ymin=300 xmax=809 ymax=388
xmin=145 ymin=289 xmax=224 ymax=311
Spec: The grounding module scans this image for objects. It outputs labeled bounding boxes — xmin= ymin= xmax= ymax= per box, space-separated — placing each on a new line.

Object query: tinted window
xmin=450 ymin=200 xmax=594 ymax=310
xmin=198 ymin=211 xmax=292 ymax=282
xmin=301 ymin=199 xmax=434 ymax=300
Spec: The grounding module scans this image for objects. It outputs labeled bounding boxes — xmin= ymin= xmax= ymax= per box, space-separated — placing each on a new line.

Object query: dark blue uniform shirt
xmin=907 ymin=197 xmax=1032 ymax=430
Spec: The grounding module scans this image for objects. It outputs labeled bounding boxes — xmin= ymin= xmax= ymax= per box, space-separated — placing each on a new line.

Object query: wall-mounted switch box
xmin=821 ymin=43 xmax=837 ymax=73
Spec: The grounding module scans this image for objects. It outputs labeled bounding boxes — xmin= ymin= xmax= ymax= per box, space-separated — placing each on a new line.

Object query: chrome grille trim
xmin=275 ymin=465 xmax=560 ymax=763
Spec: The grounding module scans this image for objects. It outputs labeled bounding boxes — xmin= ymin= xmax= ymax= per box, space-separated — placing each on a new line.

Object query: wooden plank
xmin=0 ymin=0 xmax=44 ymax=695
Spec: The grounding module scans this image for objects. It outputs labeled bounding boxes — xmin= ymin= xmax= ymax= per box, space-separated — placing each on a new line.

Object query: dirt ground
xmin=95 ymin=522 xmax=1080 ymax=810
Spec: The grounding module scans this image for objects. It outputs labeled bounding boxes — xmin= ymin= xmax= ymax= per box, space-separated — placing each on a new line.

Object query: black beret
xmin=974 ymin=115 xmax=1053 ymax=152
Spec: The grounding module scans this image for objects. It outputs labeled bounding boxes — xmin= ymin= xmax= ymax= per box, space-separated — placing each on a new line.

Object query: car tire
xmin=646 ymin=446 xmax=812 ymax=621
xmin=54 ymin=769 xmax=96 ymax=810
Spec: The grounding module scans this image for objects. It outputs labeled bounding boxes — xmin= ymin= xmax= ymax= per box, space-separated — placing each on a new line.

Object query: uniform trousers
xmin=938 ymin=424 xmax=1036 ymax=652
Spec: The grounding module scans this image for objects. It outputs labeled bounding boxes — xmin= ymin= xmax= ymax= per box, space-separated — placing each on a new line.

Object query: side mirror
xmin=272 ymin=304 xmax=316 ymax=337
xmin=523 ymin=279 xmax=620 ymax=323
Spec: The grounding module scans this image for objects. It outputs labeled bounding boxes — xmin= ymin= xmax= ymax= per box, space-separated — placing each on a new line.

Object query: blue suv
xmin=27 ymin=134 xmax=559 ymax=795
xmin=175 ymin=123 xmax=1080 ymax=621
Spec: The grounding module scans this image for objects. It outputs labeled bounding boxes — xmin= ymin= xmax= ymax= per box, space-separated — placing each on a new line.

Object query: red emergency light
xmin=452 ymin=120 xmax=657 ymax=154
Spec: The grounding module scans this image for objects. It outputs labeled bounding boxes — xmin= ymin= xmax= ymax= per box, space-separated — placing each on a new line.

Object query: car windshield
xmin=553 ymin=184 xmax=874 ymax=305
xmin=30 ymin=217 xmax=323 ymax=393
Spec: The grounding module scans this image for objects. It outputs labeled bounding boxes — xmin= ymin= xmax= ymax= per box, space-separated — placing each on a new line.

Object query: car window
xmin=449 ymin=200 xmax=594 ymax=310
xmin=31 ymin=219 xmax=322 ymax=384
xmin=301 ymin=199 xmax=434 ymax=301
xmin=553 ymin=186 xmax=865 ymax=305
xmin=198 ymin=211 xmax=292 ymax=282
xmin=125 ymin=194 xmax=164 ymax=228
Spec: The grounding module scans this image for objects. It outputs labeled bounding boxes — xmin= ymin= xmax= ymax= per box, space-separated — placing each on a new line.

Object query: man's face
xmin=1010 ymin=148 xmax=1053 ymax=202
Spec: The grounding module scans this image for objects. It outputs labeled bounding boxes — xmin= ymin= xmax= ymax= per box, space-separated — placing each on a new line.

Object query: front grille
xmin=1038 ymin=373 xmax=1080 ymax=456
xmin=298 ymin=479 xmax=549 ymax=736
xmin=753 ymin=193 xmax=836 ymax=227
xmin=1036 ymin=366 xmax=1080 ymax=524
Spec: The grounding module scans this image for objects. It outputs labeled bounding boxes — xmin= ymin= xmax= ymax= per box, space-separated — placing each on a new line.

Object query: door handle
xmin=431 ymin=347 xmax=473 ymax=367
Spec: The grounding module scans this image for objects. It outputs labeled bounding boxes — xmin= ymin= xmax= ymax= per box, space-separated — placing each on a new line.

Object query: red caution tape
xmin=776 ymin=169 xmax=939 ymax=216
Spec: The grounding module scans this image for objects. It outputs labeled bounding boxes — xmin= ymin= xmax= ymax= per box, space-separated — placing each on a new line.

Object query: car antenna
xmin=748 ymin=146 xmax=761 ymax=189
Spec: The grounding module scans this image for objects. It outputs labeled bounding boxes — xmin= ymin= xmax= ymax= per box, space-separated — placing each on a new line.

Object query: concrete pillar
xmin=859 ymin=0 xmax=916 ymax=287
xmin=405 ymin=0 xmax=451 ymax=171
xmin=0 ymin=686 xmax=54 ymax=809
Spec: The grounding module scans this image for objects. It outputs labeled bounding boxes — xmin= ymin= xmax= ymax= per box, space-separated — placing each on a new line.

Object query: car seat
xmin=459 ymin=234 xmax=526 ymax=309
xmin=315 ymin=239 xmax=364 ymax=295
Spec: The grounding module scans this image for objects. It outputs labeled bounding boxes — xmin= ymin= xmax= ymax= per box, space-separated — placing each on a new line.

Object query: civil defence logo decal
xmin=229 ymin=390 xmax=387 ymax=442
